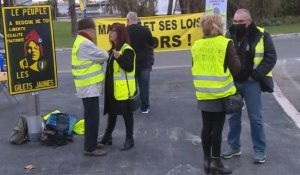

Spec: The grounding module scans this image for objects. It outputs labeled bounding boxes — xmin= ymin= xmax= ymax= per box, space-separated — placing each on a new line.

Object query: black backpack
xmin=41 ymin=113 xmax=75 ymax=147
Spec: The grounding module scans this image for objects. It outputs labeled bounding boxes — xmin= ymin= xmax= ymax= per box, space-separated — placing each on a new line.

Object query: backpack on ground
xmin=41 ymin=113 xmax=76 ymax=147
xmin=9 ymin=115 xmax=28 ymax=144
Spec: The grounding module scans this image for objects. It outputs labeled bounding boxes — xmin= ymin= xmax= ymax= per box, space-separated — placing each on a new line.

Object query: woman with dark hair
xmin=100 ymin=23 xmax=136 ymax=151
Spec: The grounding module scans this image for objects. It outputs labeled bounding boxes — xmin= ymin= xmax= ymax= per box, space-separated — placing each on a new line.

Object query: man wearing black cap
xmin=72 ymin=18 xmax=109 ymax=156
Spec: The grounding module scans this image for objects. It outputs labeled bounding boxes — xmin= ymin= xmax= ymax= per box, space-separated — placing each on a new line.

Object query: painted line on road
xmin=58 ymin=65 xmax=191 ymax=73
xmin=273 ymin=59 xmax=300 ymax=128
xmin=58 ymin=70 xmax=71 ymax=73
xmin=153 ymin=65 xmax=191 ymax=70
xmin=273 ymin=81 xmax=300 ymax=129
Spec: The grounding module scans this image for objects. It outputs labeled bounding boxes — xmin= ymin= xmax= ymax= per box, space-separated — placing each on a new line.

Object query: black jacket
xmin=226 ymin=23 xmax=277 ymax=83
xmin=126 ymin=24 xmax=154 ymax=72
xmin=104 ymin=43 xmax=135 ymax=116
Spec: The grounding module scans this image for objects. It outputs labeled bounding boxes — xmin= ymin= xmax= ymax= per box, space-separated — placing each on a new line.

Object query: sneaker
xmin=253 ymin=152 xmax=266 ymax=164
xmin=84 ymin=149 xmax=107 ymax=157
xmin=141 ymin=108 xmax=149 ymax=114
xmin=222 ymin=148 xmax=242 ymax=159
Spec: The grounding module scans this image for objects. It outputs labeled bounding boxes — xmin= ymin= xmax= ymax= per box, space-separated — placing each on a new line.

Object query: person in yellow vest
xmin=222 ymin=9 xmax=277 ymax=164
xmin=72 ymin=18 xmax=109 ymax=156
xmin=100 ymin=23 xmax=136 ymax=151
xmin=191 ymin=14 xmax=241 ymax=174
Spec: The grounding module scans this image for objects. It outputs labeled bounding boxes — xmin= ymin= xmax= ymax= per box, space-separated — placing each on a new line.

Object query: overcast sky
xmin=157 ymin=0 xmax=176 ymax=15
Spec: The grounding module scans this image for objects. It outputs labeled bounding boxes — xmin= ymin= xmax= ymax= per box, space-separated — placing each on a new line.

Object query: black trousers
xmin=201 ymin=111 xmax=226 ymax=157
xmin=82 ymin=97 xmax=100 ymax=152
xmin=105 ymin=111 xmax=134 ymax=140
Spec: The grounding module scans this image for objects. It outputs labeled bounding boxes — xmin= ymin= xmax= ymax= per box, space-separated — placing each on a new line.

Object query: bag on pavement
xmin=41 ymin=113 xmax=76 ymax=147
xmin=223 ymin=93 xmax=244 ymax=114
xmin=9 ymin=115 xmax=28 ymax=144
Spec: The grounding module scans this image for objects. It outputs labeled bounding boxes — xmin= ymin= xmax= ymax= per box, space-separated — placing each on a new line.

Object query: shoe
xmin=99 ymin=135 xmax=112 ymax=145
xmin=120 ymin=138 xmax=134 ymax=151
xmin=222 ymin=148 xmax=241 ymax=159
xmin=210 ymin=157 xmax=232 ymax=175
xmin=253 ymin=152 xmax=266 ymax=164
xmin=84 ymin=149 xmax=107 ymax=157
xmin=203 ymin=156 xmax=210 ymax=174
xmin=96 ymin=143 xmax=105 ymax=149
xmin=141 ymin=108 xmax=149 ymax=114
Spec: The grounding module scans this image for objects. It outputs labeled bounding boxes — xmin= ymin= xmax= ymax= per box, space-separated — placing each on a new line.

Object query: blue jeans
xmin=227 ymin=81 xmax=266 ymax=153
xmin=136 ymin=68 xmax=151 ymax=111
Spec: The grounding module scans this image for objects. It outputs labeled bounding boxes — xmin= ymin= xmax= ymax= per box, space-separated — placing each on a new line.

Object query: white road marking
xmin=153 ymin=65 xmax=191 ymax=70
xmin=273 ymin=81 xmax=300 ymax=128
xmin=58 ymin=65 xmax=192 ymax=73
xmin=273 ymin=59 xmax=300 ymax=128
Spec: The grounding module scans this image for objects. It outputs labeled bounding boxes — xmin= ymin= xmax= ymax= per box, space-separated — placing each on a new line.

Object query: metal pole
xmin=25 ymin=92 xmax=40 ymax=116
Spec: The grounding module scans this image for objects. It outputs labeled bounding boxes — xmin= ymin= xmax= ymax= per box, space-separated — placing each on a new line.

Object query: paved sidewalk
xmin=0 ymin=69 xmax=300 ymax=175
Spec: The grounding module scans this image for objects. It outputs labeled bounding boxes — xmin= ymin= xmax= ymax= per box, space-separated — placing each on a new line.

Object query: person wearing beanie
xmin=71 ymin=18 xmax=109 ymax=156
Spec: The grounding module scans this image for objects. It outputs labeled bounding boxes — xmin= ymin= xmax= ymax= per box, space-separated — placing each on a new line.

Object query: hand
xmin=19 ymin=58 xmax=29 ymax=69
xmin=112 ymin=49 xmax=121 ymax=59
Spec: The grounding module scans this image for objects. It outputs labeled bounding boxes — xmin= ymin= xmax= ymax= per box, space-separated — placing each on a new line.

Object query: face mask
xmin=232 ymin=23 xmax=247 ymax=35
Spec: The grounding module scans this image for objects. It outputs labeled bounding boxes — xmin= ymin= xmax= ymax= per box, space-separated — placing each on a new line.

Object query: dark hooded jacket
xmin=226 ymin=23 xmax=277 ymax=83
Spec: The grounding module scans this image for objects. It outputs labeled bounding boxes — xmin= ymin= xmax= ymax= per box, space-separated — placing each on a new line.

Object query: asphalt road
xmin=1 ymin=35 xmax=300 ymax=175
xmin=56 ymin=35 xmax=300 ymax=113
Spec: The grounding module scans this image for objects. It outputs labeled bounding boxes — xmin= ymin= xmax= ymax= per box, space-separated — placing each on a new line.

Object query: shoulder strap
xmin=125 ymin=72 xmax=138 ymax=97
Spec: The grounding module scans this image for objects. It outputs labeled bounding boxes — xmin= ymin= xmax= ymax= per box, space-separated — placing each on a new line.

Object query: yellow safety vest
xmin=113 ymin=43 xmax=136 ymax=100
xmin=71 ymin=35 xmax=104 ymax=87
xmin=73 ymin=119 xmax=84 ymax=135
xmin=191 ymin=36 xmax=237 ymax=100
xmin=253 ymin=27 xmax=272 ymax=77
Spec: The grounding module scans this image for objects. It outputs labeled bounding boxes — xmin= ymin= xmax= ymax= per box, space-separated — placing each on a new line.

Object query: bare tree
xmin=167 ymin=0 xmax=173 ymax=15
xmin=227 ymin=0 xmax=277 ymax=23
xmin=51 ymin=0 xmax=58 ymax=20
xmin=68 ymin=0 xmax=77 ymax=37
xmin=178 ymin=0 xmax=204 ymax=14
xmin=108 ymin=0 xmax=157 ymax=17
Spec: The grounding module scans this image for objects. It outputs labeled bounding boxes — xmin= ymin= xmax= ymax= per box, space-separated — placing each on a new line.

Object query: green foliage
xmin=259 ymin=16 xmax=300 ymax=26
xmin=275 ymin=0 xmax=300 ymax=16
xmin=108 ymin=0 xmax=157 ymax=17
xmin=265 ymin=22 xmax=300 ymax=34
xmin=53 ymin=21 xmax=75 ymax=48
xmin=259 ymin=18 xmax=281 ymax=26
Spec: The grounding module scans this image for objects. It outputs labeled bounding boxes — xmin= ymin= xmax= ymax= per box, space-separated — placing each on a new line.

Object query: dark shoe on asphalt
xmin=253 ymin=152 xmax=266 ymax=164
xmin=84 ymin=149 xmax=107 ymax=157
xmin=120 ymin=138 xmax=134 ymax=151
xmin=222 ymin=148 xmax=241 ymax=159
xmin=141 ymin=108 xmax=149 ymax=114
xmin=210 ymin=157 xmax=232 ymax=174
xmin=96 ymin=143 xmax=105 ymax=149
xmin=99 ymin=135 xmax=112 ymax=145
xmin=204 ymin=156 xmax=211 ymax=174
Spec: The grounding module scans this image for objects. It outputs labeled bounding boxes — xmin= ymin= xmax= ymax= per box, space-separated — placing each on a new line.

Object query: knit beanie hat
xmin=77 ymin=18 xmax=95 ymax=30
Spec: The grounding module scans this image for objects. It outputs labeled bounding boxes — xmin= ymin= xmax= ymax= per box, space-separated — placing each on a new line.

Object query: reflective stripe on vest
xmin=113 ymin=43 xmax=136 ymax=100
xmin=191 ymin=35 xmax=236 ymax=100
xmin=253 ymin=27 xmax=272 ymax=77
xmin=71 ymin=35 xmax=104 ymax=87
